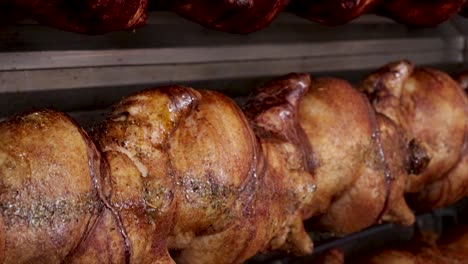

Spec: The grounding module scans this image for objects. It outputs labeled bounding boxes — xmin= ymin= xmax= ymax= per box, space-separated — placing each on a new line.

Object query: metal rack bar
xmin=0 ymin=13 xmax=464 ymax=95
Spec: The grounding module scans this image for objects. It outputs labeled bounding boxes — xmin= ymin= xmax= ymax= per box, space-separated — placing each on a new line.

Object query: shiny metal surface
xmin=0 ymin=12 xmax=464 ymax=94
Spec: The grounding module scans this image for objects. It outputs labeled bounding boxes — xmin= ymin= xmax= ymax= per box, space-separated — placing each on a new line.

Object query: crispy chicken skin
xmin=361 ymin=61 xmax=466 ymax=196
xmin=379 ymin=0 xmax=466 ymax=27
xmin=297 ymin=77 xmax=396 ymax=234
xmin=298 ymin=77 xmax=378 ymax=220
xmin=243 ymin=73 xmax=317 ymax=255
xmin=290 ymin=0 xmax=381 ymax=26
xmin=0 ymin=64 xmax=465 ymax=263
xmin=90 ymin=87 xmax=199 ymax=263
xmin=12 ymin=0 xmax=147 ymax=34
xmin=94 ymin=83 xmax=318 ymax=264
xmin=165 ymin=89 xmax=266 ymax=264
xmin=411 ymin=72 xmax=468 ymax=210
xmin=0 ymin=110 xmax=104 ymax=264
xmin=160 ymin=0 xmax=289 ymax=33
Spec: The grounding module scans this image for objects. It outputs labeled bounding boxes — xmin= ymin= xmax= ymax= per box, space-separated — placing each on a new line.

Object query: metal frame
xmin=0 ymin=13 xmax=464 ymax=95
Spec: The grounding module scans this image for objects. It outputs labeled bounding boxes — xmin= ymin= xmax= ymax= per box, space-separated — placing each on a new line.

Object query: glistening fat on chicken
xmin=94 ymin=81 xmax=319 ymax=264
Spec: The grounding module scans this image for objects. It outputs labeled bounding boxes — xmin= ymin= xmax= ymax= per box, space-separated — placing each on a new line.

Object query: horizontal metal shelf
xmin=0 ymin=13 xmax=465 ymax=94
xmin=0 ymin=50 xmax=460 ymax=93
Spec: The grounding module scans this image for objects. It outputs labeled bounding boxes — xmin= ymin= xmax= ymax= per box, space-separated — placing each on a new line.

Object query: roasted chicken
xmin=289 ymin=0 xmax=381 ymax=25
xmin=297 ymin=77 xmax=413 ymax=234
xmin=243 ymin=73 xmax=320 ymax=256
xmin=10 ymin=0 xmax=147 ymax=34
xmin=354 ymin=225 xmax=468 ymax=264
xmin=0 ymin=62 xmax=467 ymax=263
xmin=415 ymin=71 xmax=468 ymax=210
xmin=0 ymin=110 xmax=105 ymax=263
xmin=93 ymin=81 xmax=319 ymax=264
xmin=160 ymin=0 xmax=289 ymax=33
xmin=379 ymin=0 xmax=466 ymax=27
xmin=361 ymin=61 xmax=466 ymax=201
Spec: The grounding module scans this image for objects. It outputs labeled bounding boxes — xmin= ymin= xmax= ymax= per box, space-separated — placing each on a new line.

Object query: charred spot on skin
xmin=406 ymin=139 xmax=430 ymax=175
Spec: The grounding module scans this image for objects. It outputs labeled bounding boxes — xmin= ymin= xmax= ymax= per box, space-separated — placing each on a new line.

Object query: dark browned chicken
xmin=11 ymin=0 xmax=147 ymax=34
xmin=0 ymin=110 xmax=104 ymax=263
xmin=160 ymin=0 xmax=289 ymax=33
xmin=290 ymin=0 xmax=381 ymax=26
xmin=361 ymin=61 xmax=466 ymax=199
xmin=379 ymin=0 xmax=466 ymax=27
xmin=297 ymin=77 xmax=413 ymax=234
xmin=86 ymin=87 xmax=199 ymax=263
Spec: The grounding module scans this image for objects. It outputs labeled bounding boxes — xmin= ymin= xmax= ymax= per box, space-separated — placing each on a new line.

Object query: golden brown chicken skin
xmin=298 ymin=77 xmax=392 ymax=234
xmin=92 ymin=86 xmax=199 ymax=264
xmin=93 ymin=83 xmax=320 ymax=264
xmin=244 ymin=73 xmax=317 ymax=255
xmin=161 ymin=0 xmax=289 ymax=33
xmin=361 ymin=61 xmax=466 ymax=197
xmin=0 ymin=110 xmax=104 ymax=264
xmin=411 ymin=72 xmax=468 ymax=210
xmin=165 ymin=89 xmax=266 ymax=264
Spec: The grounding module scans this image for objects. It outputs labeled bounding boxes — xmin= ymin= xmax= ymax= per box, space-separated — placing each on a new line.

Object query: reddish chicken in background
xmin=289 ymin=0 xmax=381 ymax=25
xmin=3 ymin=0 xmax=468 ymax=34
xmin=9 ymin=0 xmax=148 ymax=34
xmin=379 ymin=0 xmax=467 ymax=27
xmin=159 ymin=0 xmax=290 ymax=33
